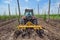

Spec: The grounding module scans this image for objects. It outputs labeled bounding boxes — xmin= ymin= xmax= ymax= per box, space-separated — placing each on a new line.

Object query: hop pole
xmin=47 ymin=0 xmax=51 ymax=22
xmin=8 ymin=4 xmax=11 ymax=16
xmin=17 ymin=0 xmax=21 ymax=24
xmin=58 ymin=4 xmax=60 ymax=16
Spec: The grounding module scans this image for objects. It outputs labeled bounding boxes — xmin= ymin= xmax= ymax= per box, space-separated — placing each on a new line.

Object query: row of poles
xmin=7 ymin=0 xmax=60 ymax=24
xmin=7 ymin=0 xmax=21 ymax=24
xmin=38 ymin=0 xmax=60 ymax=22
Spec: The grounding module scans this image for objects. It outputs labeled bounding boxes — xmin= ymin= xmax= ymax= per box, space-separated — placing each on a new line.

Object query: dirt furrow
xmin=0 ymin=20 xmax=18 ymax=40
xmin=0 ymin=19 xmax=17 ymax=27
xmin=38 ymin=19 xmax=60 ymax=40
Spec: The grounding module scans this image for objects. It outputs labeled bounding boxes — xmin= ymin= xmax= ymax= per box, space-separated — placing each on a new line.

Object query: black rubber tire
xmin=20 ymin=19 xmax=24 ymax=24
xmin=33 ymin=19 xmax=38 ymax=25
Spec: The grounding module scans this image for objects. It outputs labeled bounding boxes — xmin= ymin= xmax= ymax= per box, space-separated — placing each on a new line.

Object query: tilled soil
xmin=38 ymin=19 xmax=60 ymax=40
xmin=0 ymin=19 xmax=17 ymax=27
xmin=0 ymin=18 xmax=60 ymax=40
xmin=0 ymin=19 xmax=18 ymax=40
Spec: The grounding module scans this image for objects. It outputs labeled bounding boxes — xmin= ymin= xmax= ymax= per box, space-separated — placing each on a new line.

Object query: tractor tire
xmin=33 ymin=19 xmax=38 ymax=25
xmin=20 ymin=19 xmax=24 ymax=24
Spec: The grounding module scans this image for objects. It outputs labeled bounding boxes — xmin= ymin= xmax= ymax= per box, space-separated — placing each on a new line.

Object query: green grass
xmin=35 ymin=14 xmax=60 ymax=20
xmin=0 ymin=14 xmax=60 ymax=20
xmin=0 ymin=15 xmax=18 ymax=20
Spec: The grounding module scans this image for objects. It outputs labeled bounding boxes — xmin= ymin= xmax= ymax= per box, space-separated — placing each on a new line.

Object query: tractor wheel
xmin=36 ymin=29 xmax=44 ymax=38
xmin=20 ymin=19 xmax=24 ymax=24
xmin=33 ymin=19 xmax=38 ymax=25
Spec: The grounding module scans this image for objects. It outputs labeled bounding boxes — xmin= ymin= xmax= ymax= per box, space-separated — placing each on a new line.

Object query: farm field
xmin=0 ymin=0 xmax=60 ymax=40
xmin=0 ymin=16 xmax=60 ymax=40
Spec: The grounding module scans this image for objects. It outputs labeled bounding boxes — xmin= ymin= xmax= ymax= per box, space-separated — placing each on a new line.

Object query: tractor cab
xmin=24 ymin=9 xmax=34 ymax=16
xmin=24 ymin=9 xmax=34 ymax=20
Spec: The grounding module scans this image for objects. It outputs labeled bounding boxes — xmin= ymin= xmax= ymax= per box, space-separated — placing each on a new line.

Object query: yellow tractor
xmin=14 ymin=9 xmax=44 ymax=38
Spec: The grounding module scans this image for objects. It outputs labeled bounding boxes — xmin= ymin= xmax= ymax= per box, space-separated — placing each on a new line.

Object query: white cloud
xmin=0 ymin=5 xmax=9 ymax=15
xmin=40 ymin=3 xmax=48 ymax=14
xmin=40 ymin=1 xmax=60 ymax=14
xmin=36 ymin=0 xmax=40 ymax=2
xmin=50 ymin=2 xmax=60 ymax=14
xmin=4 ymin=0 xmax=12 ymax=4
xmin=25 ymin=0 xmax=29 ymax=2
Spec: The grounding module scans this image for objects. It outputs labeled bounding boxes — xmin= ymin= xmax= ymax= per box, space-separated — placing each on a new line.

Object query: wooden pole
xmin=15 ymin=7 xmax=17 ymax=18
xmin=4 ymin=11 xmax=6 ymax=20
xmin=17 ymin=0 xmax=21 ymax=24
xmin=58 ymin=4 xmax=60 ymax=16
xmin=38 ymin=3 xmax=39 ymax=15
xmin=47 ymin=0 xmax=51 ymax=22
xmin=8 ymin=4 xmax=11 ymax=16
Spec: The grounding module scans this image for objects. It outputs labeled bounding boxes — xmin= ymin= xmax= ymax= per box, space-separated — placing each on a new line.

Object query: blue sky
xmin=0 ymin=0 xmax=60 ymax=15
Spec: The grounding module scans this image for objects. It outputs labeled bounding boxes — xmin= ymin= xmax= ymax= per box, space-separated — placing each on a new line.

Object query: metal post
xmin=17 ymin=0 xmax=21 ymax=24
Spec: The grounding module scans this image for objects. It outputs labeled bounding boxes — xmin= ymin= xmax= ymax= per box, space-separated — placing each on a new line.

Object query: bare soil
xmin=0 ymin=18 xmax=60 ymax=40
